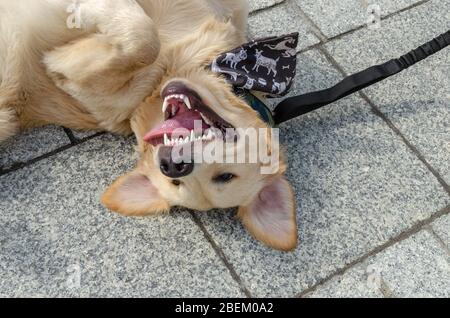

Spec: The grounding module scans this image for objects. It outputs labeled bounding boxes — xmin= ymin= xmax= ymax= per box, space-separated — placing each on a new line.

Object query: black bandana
xmin=211 ymin=33 xmax=299 ymax=97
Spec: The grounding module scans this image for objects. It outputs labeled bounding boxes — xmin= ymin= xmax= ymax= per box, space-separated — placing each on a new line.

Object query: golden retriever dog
xmin=0 ymin=0 xmax=298 ymax=251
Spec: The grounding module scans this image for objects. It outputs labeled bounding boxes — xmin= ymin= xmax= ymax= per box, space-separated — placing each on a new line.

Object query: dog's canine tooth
xmin=164 ymin=133 xmax=169 ymax=146
xmin=183 ymin=96 xmax=192 ymax=109
xmin=191 ymin=130 xmax=195 ymax=141
xmin=162 ymin=98 xmax=169 ymax=113
xmin=200 ymin=113 xmax=214 ymax=126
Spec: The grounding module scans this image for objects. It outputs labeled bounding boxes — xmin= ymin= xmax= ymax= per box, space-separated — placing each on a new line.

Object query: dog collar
xmin=236 ymin=89 xmax=276 ymax=127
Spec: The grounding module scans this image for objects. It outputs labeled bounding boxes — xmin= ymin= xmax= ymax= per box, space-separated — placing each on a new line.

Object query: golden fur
xmin=0 ymin=0 xmax=298 ymax=251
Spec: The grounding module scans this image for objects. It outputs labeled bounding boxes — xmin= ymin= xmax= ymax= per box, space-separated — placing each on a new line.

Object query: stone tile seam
xmin=0 ymin=132 xmax=105 ymax=177
xmin=189 ymin=212 xmax=253 ymax=298
xmin=63 ymin=128 xmax=79 ymax=145
xmin=294 ymin=0 xmax=431 ymax=54
xmin=426 ymin=226 xmax=450 ymax=256
xmin=315 ymin=45 xmax=450 ymax=196
xmin=292 ymin=0 xmax=433 ymax=43
xmin=290 ymin=0 xmax=327 ymax=41
xmin=296 ymin=204 xmax=450 ymax=297
xmin=248 ymin=0 xmax=287 ymax=16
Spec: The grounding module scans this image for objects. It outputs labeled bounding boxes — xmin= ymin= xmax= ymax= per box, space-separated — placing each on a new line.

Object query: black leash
xmin=272 ymin=30 xmax=450 ymax=125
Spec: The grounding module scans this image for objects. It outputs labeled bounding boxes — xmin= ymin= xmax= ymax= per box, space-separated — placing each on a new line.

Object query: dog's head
xmin=102 ymin=21 xmax=298 ymax=251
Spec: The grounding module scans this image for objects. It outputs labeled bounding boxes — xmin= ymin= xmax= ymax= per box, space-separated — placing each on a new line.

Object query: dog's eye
xmin=213 ymin=173 xmax=236 ymax=184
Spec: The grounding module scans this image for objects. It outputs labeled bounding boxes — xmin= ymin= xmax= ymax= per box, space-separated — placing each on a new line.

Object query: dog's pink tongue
xmin=144 ymin=111 xmax=208 ymax=143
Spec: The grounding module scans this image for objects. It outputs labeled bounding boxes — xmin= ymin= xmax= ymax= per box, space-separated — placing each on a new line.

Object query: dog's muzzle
xmin=158 ymin=146 xmax=194 ymax=179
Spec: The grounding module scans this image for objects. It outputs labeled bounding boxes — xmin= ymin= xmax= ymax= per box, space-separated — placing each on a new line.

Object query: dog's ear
xmin=238 ymin=176 xmax=297 ymax=251
xmin=102 ymin=170 xmax=169 ymax=216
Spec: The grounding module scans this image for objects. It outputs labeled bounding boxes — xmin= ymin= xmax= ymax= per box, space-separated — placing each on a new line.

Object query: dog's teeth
xmin=162 ymin=98 xmax=169 ymax=113
xmin=200 ymin=113 xmax=214 ymax=126
xmin=191 ymin=130 xmax=195 ymax=141
xmin=183 ymin=96 xmax=192 ymax=109
xmin=164 ymin=134 xmax=169 ymax=146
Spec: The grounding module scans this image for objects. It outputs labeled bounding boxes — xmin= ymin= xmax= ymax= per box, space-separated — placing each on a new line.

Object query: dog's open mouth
xmin=144 ymin=82 xmax=234 ymax=147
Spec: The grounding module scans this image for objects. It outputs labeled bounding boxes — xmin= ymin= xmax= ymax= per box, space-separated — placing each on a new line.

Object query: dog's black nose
xmin=160 ymin=159 xmax=194 ymax=178
xmin=159 ymin=147 xmax=194 ymax=178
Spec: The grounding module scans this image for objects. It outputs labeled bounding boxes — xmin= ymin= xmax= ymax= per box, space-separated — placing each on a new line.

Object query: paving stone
xmin=0 ymin=134 xmax=244 ymax=297
xmin=296 ymin=0 xmax=424 ymax=38
xmin=249 ymin=0 xmax=285 ymax=12
xmin=197 ymin=49 xmax=449 ymax=297
xmin=305 ymin=264 xmax=384 ymax=298
xmin=248 ymin=1 xmax=320 ymax=50
xmin=325 ymin=0 xmax=450 ymax=184
xmin=70 ymin=130 xmax=101 ymax=140
xmin=368 ymin=231 xmax=450 ymax=298
xmin=432 ymin=214 xmax=450 ymax=248
xmin=0 ymin=126 xmax=70 ymax=170
xmin=308 ymin=230 xmax=450 ymax=298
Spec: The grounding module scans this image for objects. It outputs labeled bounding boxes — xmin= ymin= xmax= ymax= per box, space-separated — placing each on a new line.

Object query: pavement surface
xmin=0 ymin=0 xmax=449 ymax=298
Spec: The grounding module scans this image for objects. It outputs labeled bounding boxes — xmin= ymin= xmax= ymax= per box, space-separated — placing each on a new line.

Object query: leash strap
xmin=273 ymin=30 xmax=450 ymax=125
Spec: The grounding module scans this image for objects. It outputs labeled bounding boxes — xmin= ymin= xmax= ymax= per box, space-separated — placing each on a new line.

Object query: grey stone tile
xmin=307 ymin=230 xmax=450 ymax=298
xmin=325 ymin=0 xmax=450 ymax=184
xmin=249 ymin=0 xmax=284 ymax=12
xmin=0 ymin=126 xmax=70 ymax=170
xmin=305 ymin=264 xmax=384 ymax=298
xmin=0 ymin=134 xmax=243 ymax=297
xmin=70 ymin=130 xmax=101 ymax=140
xmin=432 ymin=215 xmax=450 ymax=248
xmin=248 ymin=1 xmax=320 ymax=50
xmin=197 ymin=49 xmax=449 ymax=297
xmin=296 ymin=0 xmax=424 ymax=38
xmin=368 ymin=231 xmax=450 ymax=298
